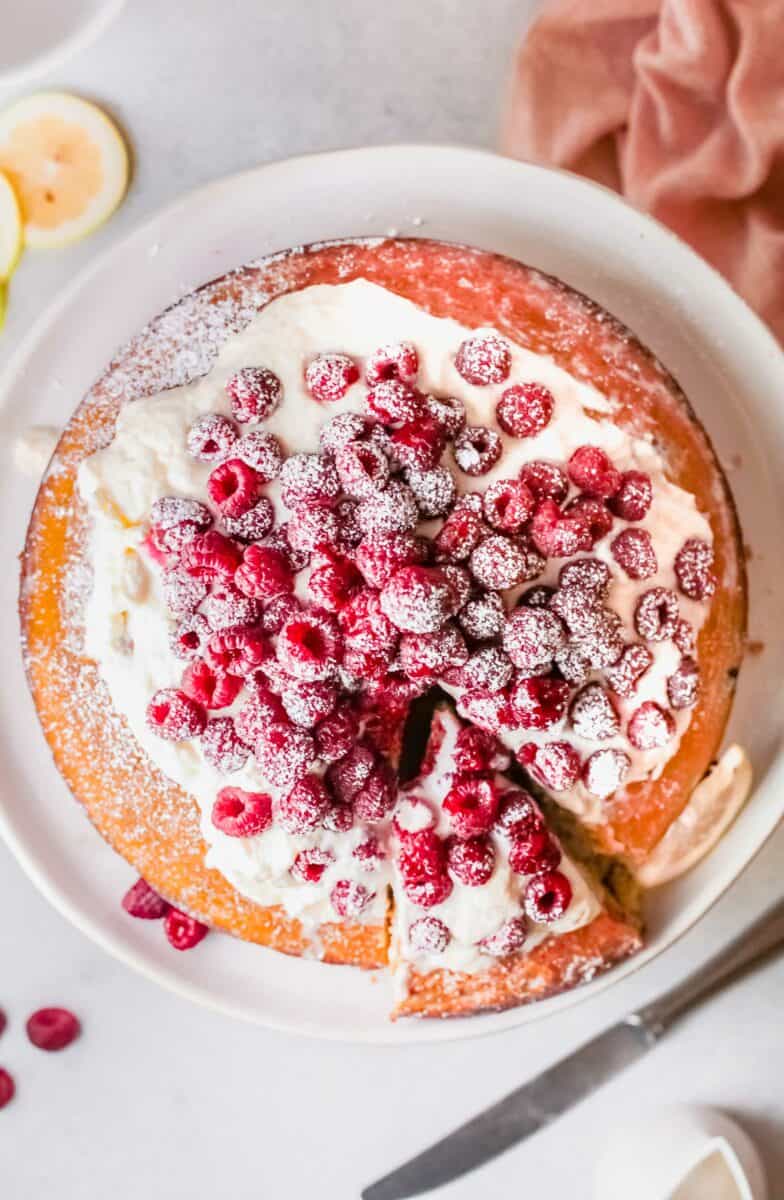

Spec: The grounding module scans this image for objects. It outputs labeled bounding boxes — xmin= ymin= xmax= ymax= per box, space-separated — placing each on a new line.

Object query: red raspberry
xmin=26 ymin=1007 xmax=81 ymax=1051
xmin=459 ymin=590 xmax=505 ymax=641
xmin=207 ymin=458 xmax=260 ymax=518
xmin=162 ymin=568 xmax=209 ymax=615
xmin=400 ymin=623 xmax=468 ymax=680
xmin=286 ymin=504 xmax=343 ymax=558
xmin=280 ymin=452 xmax=340 ymax=508
xmin=212 ymin=787 xmax=272 ymax=837
xmin=627 ymin=701 xmax=676 ymax=750
xmin=164 ymin=909 xmax=208 ymax=950
xmin=277 ymin=775 xmax=330 ymax=834
xmin=567 ymin=446 xmax=621 ymax=498
xmin=509 ymin=827 xmax=561 ymax=875
xmin=187 ymin=413 xmax=239 ymax=461
xmin=235 ymin=688 xmax=286 ymax=745
xmin=470 ymin=534 xmax=537 ymax=591
xmin=202 ymin=585 xmax=260 ymax=632
xmin=443 ymin=777 xmax=499 ymax=838
xmin=207 ymin=627 xmax=269 ymax=676
xmin=309 ymin=556 xmax=363 ymax=610
xmin=148 ymin=497 xmax=212 ymax=558
xmin=569 ymin=684 xmax=619 ymax=741
xmin=393 ymin=794 xmax=437 ymax=836
xmin=434 ymin=504 xmax=486 ymax=562
xmin=181 ymin=530 xmax=242 ymax=581
xmin=0 ymin=1070 xmax=14 ymax=1109
xmin=355 ymin=531 xmax=429 ymax=589
xmin=356 ymin=480 xmax=419 ymax=536
xmin=510 ymin=675 xmax=570 ymax=729
xmin=455 ymin=332 xmax=511 ymax=385
xmin=635 ymin=587 xmax=680 ymax=641
xmin=305 ymin=352 xmax=360 ymax=402
xmin=170 ymin=612 xmax=211 ymax=660
xmin=319 ymin=412 xmax=372 ymax=455
xmin=380 ymin=565 xmax=458 ymax=633
xmin=565 ymin=495 xmax=614 ymax=544
xmin=554 ymin=644 xmax=592 ymax=686
xmin=425 ymin=393 xmax=466 ymax=437
xmin=146 ymin=688 xmax=206 ymax=739
xmin=397 ymin=829 xmax=453 ymax=909
xmin=366 ymin=379 xmax=424 ymax=425
xmin=582 ymin=748 xmax=631 ymax=798
xmin=524 ymin=870 xmax=573 ymax=922
xmin=278 ymin=610 xmax=342 ymax=681
xmin=201 ymin=717 xmax=250 ymax=773
xmin=502 ymin=607 xmax=567 ymax=671
xmin=255 ymin=722 xmax=316 ymax=788
xmin=335 ymin=440 xmax=390 ymax=499
xmin=483 ymin=478 xmax=535 ymax=532
xmin=449 ymin=644 xmax=513 ymax=692
xmin=454 ymin=726 xmax=509 ymax=775
xmin=519 ymin=460 xmax=568 ymax=504
xmin=235 ymin=544 xmax=294 ymax=599
xmin=674 ymin=538 xmax=716 ymax=600
xmin=366 ymin=341 xmax=419 ymax=386
xmin=226 ymin=366 xmax=282 ymax=423
xmin=611 ymin=528 xmax=657 ymax=579
xmin=326 ymin=741 xmax=376 ymax=803
xmin=234 ymin=430 xmax=284 ymax=481
xmin=222 ymin=498 xmax=275 ymax=542
xmin=609 ymin=470 xmax=652 ymax=521
xmin=335 ymin=497 xmax=363 ymax=547
xmin=281 ymin=679 xmax=338 ymax=726
xmin=667 ymin=657 xmax=699 ymax=709
xmin=518 ymin=741 xmax=582 ymax=791
xmin=257 ymin=595 xmax=299 ymax=638
xmin=339 ymin=587 xmax=398 ymax=656
xmin=447 ymin=836 xmax=495 ymax=886
xmin=331 ymin=880 xmax=374 ymax=918
xmin=531 ymin=498 xmax=592 ymax=558
xmin=182 ymin=658 xmax=243 ymax=710
xmin=496 ymin=382 xmax=554 ymax=438
xmin=405 ymin=465 xmax=456 ymax=518
xmin=121 ymin=877 xmax=170 ymax=919
xmin=291 ymin=848 xmax=335 ymax=883
xmin=409 ymin=916 xmax=451 ymax=954
xmin=353 ymin=837 xmax=386 ymax=872
xmin=674 ymin=619 xmax=696 ymax=656
xmin=606 ymin=644 xmax=654 ymax=698
xmin=315 ymin=704 xmax=359 ymax=762
xmin=480 ymin=916 xmax=527 ymax=956
xmin=494 ymin=788 xmax=539 ymax=836
xmin=353 ymin=762 xmax=396 ymax=822
xmin=457 ymin=687 xmax=514 ymax=734
xmin=453 ymin=425 xmax=502 ymax=476
xmin=390 ymin=416 xmax=446 ymax=471
xmin=559 ymin=558 xmax=611 ymax=595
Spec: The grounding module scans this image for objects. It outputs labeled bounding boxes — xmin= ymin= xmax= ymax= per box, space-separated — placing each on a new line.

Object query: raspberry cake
xmin=19 ymin=238 xmax=745 ymax=1018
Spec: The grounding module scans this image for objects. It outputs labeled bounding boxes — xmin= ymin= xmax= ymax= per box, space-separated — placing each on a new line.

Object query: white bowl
xmin=2 ymin=146 xmax=783 ymax=1042
xmin=0 ymin=0 xmax=125 ymax=87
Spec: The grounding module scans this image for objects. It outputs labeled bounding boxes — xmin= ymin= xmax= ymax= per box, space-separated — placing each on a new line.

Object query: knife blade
xmin=363 ymin=898 xmax=784 ymax=1200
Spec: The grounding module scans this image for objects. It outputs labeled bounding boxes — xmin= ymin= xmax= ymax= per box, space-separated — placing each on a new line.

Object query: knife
xmin=363 ymin=898 xmax=784 ymax=1200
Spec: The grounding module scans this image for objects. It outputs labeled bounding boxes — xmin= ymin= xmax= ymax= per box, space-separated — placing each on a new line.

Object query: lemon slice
xmin=0 ymin=169 xmax=23 ymax=278
xmin=0 ymin=92 xmax=129 ymax=249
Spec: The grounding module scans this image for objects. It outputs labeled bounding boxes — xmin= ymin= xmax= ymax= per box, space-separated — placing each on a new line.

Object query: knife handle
xmin=628 ymin=898 xmax=784 ymax=1041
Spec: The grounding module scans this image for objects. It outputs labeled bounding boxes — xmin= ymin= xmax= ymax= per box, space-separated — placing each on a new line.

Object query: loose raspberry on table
xmin=356 ymin=479 xmax=419 ymax=537
xmin=207 ymin=627 xmax=269 ymax=676
xmin=453 ymin=725 xmax=510 ymax=775
xmin=356 ymin=531 xmax=429 ymax=589
xmin=121 ymin=877 xmax=171 ymax=919
xmin=509 ymin=826 xmax=561 ymax=875
xmin=335 ymin=440 xmax=390 ymax=500
xmin=304 ymin=352 xmax=360 ymax=402
xmin=277 ymin=609 xmax=342 ymax=681
xmin=519 ymin=460 xmax=568 ymax=504
xmin=207 ymin=458 xmax=261 ymax=519
xmin=255 ymin=722 xmax=316 ymax=788
xmin=635 ymin=587 xmax=680 ymax=642
xmin=170 ymin=612 xmax=211 ymax=660
xmin=181 ymin=530 xmax=242 ymax=581
xmin=277 ymin=775 xmax=330 ymax=834
xmin=164 ymin=909 xmax=209 ymax=951
xmin=482 ymin=478 xmax=535 ymax=532
xmin=569 ymin=684 xmax=620 ymax=741
xmin=390 ymin=416 xmax=446 ymax=471
xmin=399 ymin=623 xmax=469 ymax=679
xmin=146 ymin=688 xmax=206 ymax=740
xmin=479 ymin=916 xmax=527 ymax=956
xmin=233 ymin=430 xmax=284 ymax=481
xmin=510 ymin=675 xmax=570 ymax=730
xmin=366 ymin=379 xmax=425 ymax=425
xmin=259 ymin=594 xmax=301 ymax=637
xmin=331 ymin=880 xmax=374 ymax=918
xmin=187 ymin=412 xmax=239 ymax=461
xmin=281 ymin=679 xmax=338 ymax=727
xmin=459 ymin=589 xmax=505 ymax=641
xmin=611 ymin=528 xmax=658 ymax=580
xmin=502 ymin=606 xmax=567 ymax=672
xmin=674 ymin=538 xmax=716 ymax=600
xmin=582 ymin=747 xmax=631 ymax=798
xmin=235 ymin=544 xmax=294 ymax=600
xmin=524 ymin=870 xmax=573 ymax=923
xmin=518 ymin=741 xmax=582 ymax=791
xmin=605 ymin=643 xmax=654 ymax=698
xmin=314 ymin=704 xmax=359 ymax=763
xmin=457 ymin=687 xmax=514 ymax=734
xmin=405 ymin=464 xmax=456 ymax=518
xmin=455 ymin=332 xmax=512 ymax=385
xmin=567 ymin=446 xmax=621 ymax=499
xmin=470 ymin=534 xmax=535 ymax=591
xmin=291 ymin=848 xmax=335 ymax=883
xmin=396 ymin=829 xmax=453 ymax=909
xmin=309 ymin=555 xmax=364 ymax=611
xmin=426 ymin=393 xmax=466 ymax=437
xmin=366 ymin=340 xmax=419 ymax=386
xmin=409 ymin=916 xmax=450 ymax=954
xmin=627 ymin=701 xmax=676 ymax=750
xmin=434 ymin=504 xmax=486 ymax=562
xmin=530 ymin=498 xmax=592 ymax=558
xmin=449 ymin=645 xmax=513 ymax=692
xmin=280 ymin=452 xmax=340 ymax=509
xmin=443 ymin=777 xmax=500 ymax=838
xmin=380 ymin=565 xmax=459 ymax=633
xmin=447 ymin=836 xmax=495 ymax=886
xmin=565 ymin=495 xmax=614 ymax=544
xmin=182 ymin=658 xmax=243 ymax=710
xmin=496 ymin=382 xmax=555 ymax=438
xmin=609 ymin=470 xmax=653 ymax=521
xmin=319 ymin=411 xmax=369 ymax=456
xmin=212 ymin=787 xmax=273 ymax=837
xmin=286 ymin=504 xmax=343 ymax=558
xmin=453 ymin=425 xmax=503 ymax=476
xmin=222 ymin=498 xmax=275 ymax=543
xmin=226 ymin=366 xmax=282 ymax=423
xmin=667 ymin=657 xmax=700 ymax=709
xmin=0 ymin=1070 xmax=13 ymax=1109
xmin=201 ymin=717 xmax=250 ymax=773
xmin=25 ymin=1008 xmax=81 ymax=1051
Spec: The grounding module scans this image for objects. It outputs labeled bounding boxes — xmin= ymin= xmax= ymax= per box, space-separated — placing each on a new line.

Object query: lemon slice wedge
xmin=0 ymin=92 xmax=129 ymax=249
xmin=0 ymin=169 xmax=23 ymax=279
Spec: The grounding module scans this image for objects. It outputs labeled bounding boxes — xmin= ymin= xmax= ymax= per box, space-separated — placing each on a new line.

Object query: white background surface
xmin=1 ymin=2 xmax=782 ymax=1197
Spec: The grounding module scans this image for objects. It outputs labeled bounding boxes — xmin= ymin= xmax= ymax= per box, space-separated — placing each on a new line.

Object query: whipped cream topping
xmin=78 ymin=278 xmax=713 ymax=951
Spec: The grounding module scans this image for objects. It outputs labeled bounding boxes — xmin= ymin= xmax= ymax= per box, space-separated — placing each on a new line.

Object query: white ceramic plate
xmin=0 ymin=0 xmax=125 ymax=86
xmin=2 ymin=146 xmax=783 ymax=1043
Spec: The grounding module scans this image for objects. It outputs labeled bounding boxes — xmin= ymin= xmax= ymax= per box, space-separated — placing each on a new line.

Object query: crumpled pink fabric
xmin=501 ymin=0 xmax=784 ymax=341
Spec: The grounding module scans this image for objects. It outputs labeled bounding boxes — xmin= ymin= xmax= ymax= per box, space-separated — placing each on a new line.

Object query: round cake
xmin=19 ymin=238 xmax=745 ymax=1018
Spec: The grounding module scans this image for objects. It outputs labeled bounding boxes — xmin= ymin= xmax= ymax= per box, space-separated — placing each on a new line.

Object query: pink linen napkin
xmin=501 ymin=0 xmax=784 ymax=342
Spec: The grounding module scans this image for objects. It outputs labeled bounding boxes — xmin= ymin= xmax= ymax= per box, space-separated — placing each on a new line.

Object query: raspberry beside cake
xmin=19 ymin=239 xmax=745 ymax=1017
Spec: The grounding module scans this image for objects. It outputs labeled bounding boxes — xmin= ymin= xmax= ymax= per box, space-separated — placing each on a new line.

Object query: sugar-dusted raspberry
xmin=519 ymin=460 xmax=568 ymax=504
xmin=309 ymin=555 xmax=364 ymax=611
xmin=559 ymin=558 xmax=611 ymax=596
xmin=356 ymin=479 xmax=419 ymax=537
xmin=286 ymin=504 xmax=343 ymax=559
xmin=397 ymin=829 xmax=453 ymax=908
xmin=667 ymin=657 xmax=699 ymax=710
xmin=569 ymin=684 xmax=619 ymax=741
xmin=565 ymin=495 xmax=614 ymax=545
xmin=453 ymin=425 xmax=502 ymax=476
xmin=518 ymin=741 xmax=582 ymax=791
xmin=339 ymin=587 xmax=399 ymax=658
xmin=390 ymin=415 xmax=446 ymax=471
xmin=447 ymin=835 xmax=495 ymax=886
xmin=212 ymin=787 xmax=272 ymax=837
xmin=399 ymin=622 xmax=469 ymax=680
xmin=510 ymin=675 xmax=570 ymax=729
xmin=554 ymin=644 xmax=592 ymax=686
xmin=335 ymin=440 xmax=389 ymax=500
xmin=393 ymin=794 xmax=437 ymax=836
xmin=182 ymin=658 xmax=243 ymax=710
xmin=235 ymin=544 xmax=294 ymax=599
xmin=233 ymin=430 xmax=284 ymax=481
xmin=502 ymin=606 xmax=567 ymax=672
xmin=673 ymin=618 xmax=696 ymax=656
xmin=606 ymin=643 xmax=653 ymax=698
xmin=314 ymin=703 xmax=359 ymax=763
xmin=275 ymin=774 xmax=329 ymax=834
xmin=494 ymin=788 xmax=539 ymax=837
xmin=525 ymin=870 xmax=573 ymax=923
xmin=583 ymin=747 xmax=631 ymax=798
xmin=352 ymin=836 xmax=386 ymax=873
xmin=334 ymin=497 xmax=364 ymax=547
xmin=409 ymin=915 xmax=450 ymax=953
xmin=609 ymin=470 xmax=653 ymax=521
xmin=207 ymin=627 xmax=269 ymax=676
xmin=260 ymin=526 xmax=305 ymax=573
xmin=305 ymin=352 xmax=360 ymax=402
xmin=404 ymin=465 xmax=456 ymax=519
xmin=162 ymin=568 xmax=209 ymax=615
xmin=519 ymin=585 xmax=556 ymax=608
xmin=181 ymin=530 xmax=242 ymax=581
xmin=426 ymin=393 xmax=466 ymax=437
xmin=257 ymin=596 xmax=300 ymax=640
xmin=187 ymin=412 xmax=239 ymax=461
xmin=25 ymin=1007 xmax=81 ymax=1051
xmin=201 ymin=717 xmax=250 ymax=773
xmin=366 ymin=379 xmax=424 ymax=425
xmin=479 ymin=916 xmax=527 ymax=957
xmin=627 ymin=701 xmax=676 ymax=750
xmin=319 ymin=412 xmax=372 ymax=456
xmin=235 ymin=688 xmax=286 ymax=745
xmin=380 ymin=565 xmax=459 ymax=634
xmin=434 ymin=503 xmax=486 ymax=562
xmin=207 ymin=458 xmax=261 ymax=519
xmin=509 ymin=826 xmax=561 ymax=875
xmin=549 ymin=582 xmax=603 ymax=640
xmin=457 ymin=687 xmax=514 ymax=734
xmin=202 ymin=588 xmax=258 ymax=634
xmin=331 ymin=879 xmax=374 ymax=918
xmin=353 ymin=762 xmax=397 ymax=822
xmin=222 ymin=498 xmax=275 ymax=543
xmin=148 ymin=498 xmax=212 ymax=559
xmin=455 ymin=332 xmax=511 ymax=385
xmin=459 ymin=590 xmax=505 ymax=641
xmin=164 ymin=909 xmax=209 ymax=951
xmin=146 ymin=688 xmax=206 ymax=740
xmin=674 ymin=538 xmax=716 ymax=600
xmin=450 ymin=644 xmax=513 ymax=692
xmin=366 ymin=340 xmax=419 ymax=386
xmin=326 ymin=741 xmax=376 ymax=803
xmin=355 ymin=531 xmax=428 ymax=589
xmin=226 ymin=366 xmax=282 ymax=423
xmin=281 ymin=679 xmax=338 ymax=727
xmin=584 ymin=609 xmax=626 ymax=669
xmin=170 ymin=612 xmax=211 ymax=661
xmin=0 ymin=1070 xmax=13 ymax=1109
xmin=443 ymin=776 xmax=500 ymax=838
xmin=531 ymin=498 xmax=592 ymax=558
xmin=255 ymin=721 xmax=316 ymax=788
xmin=277 ymin=609 xmax=342 ymax=681
xmin=496 ymin=382 xmax=554 ymax=438
xmin=470 ymin=534 xmax=533 ymax=591
xmin=452 ymin=728 xmax=506 ymax=778
xmin=611 ymin=528 xmax=657 ymax=580
xmin=567 ymin=445 xmax=621 ymax=498
xmin=482 ymin=478 xmax=534 ymax=533
xmin=280 ymin=452 xmax=340 ymax=509
xmin=291 ymin=848 xmax=335 ymax=883
xmin=635 ymin=587 xmax=680 ymax=642
xmin=122 ymin=877 xmax=171 ymax=919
